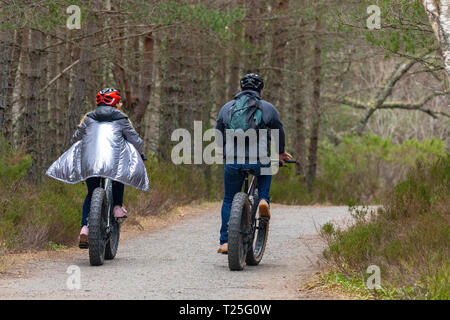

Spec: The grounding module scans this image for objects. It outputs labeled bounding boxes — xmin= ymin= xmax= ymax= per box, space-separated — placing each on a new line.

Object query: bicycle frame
xmin=98 ymin=178 xmax=113 ymax=231
xmin=243 ymin=172 xmax=258 ymax=196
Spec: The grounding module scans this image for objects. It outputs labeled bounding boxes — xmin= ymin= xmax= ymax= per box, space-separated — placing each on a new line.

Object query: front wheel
xmin=228 ymin=192 xmax=251 ymax=271
xmin=88 ymin=188 xmax=107 ymax=266
xmin=245 ymin=210 xmax=269 ymax=266
xmin=105 ymin=216 xmax=120 ymax=260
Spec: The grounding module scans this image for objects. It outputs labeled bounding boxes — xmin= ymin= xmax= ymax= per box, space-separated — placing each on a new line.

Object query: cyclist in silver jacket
xmin=46 ymin=88 xmax=149 ymax=247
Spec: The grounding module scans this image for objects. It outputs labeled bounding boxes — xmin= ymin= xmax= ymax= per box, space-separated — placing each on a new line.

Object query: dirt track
xmin=0 ymin=204 xmax=351 ymax=300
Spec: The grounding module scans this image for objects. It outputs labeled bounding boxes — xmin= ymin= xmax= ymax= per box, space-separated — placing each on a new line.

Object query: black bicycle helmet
xmin=240 ymin=73 xmax=264 ymax=92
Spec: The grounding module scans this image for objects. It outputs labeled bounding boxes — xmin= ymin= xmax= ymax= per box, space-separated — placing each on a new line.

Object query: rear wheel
xmin=88 ymin=188 xmax=107 ymax=266
xmin=228 ymin=192 xmax=251 ymax=271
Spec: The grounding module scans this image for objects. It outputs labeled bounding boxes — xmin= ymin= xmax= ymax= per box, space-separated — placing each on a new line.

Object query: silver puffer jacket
xmin=46 ymin=106 xmax=150 ymax=191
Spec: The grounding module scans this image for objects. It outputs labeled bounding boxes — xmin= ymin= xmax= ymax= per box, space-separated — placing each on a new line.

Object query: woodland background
xmin=0 ymin=0 xmax=448 ymax=186
xmin=0 ymin=1 xmax=449 ymax=298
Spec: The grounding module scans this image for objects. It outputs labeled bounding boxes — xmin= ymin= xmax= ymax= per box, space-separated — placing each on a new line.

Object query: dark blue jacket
xmin=215 ymin=90 xmax=286 ymax=163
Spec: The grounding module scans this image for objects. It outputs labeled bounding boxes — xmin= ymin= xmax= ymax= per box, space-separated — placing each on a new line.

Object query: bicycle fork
xmin=104 ymin=178 xmax=112 ymax=235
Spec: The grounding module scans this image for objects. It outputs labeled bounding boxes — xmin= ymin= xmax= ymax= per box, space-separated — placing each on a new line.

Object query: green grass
xmin=45 ymin=241 xmax=68 ymax=251
xmin=320 ymin=271 xmax=413 ymax=300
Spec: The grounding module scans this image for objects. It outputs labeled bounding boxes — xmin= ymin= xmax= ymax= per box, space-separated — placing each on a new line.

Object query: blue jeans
xmin=220 ymin=163 xmax=272 ymax=244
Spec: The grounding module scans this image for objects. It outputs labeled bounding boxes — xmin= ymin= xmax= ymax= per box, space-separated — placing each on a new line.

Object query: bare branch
xmin=41 ymin=59 xmax=79 ymax=92
xmin=322 ymin=93 xmax=368 ymax=109
xmin=356 ymin=90 xmax=449 ymax=133
xmin=373 ymin=59 xmax=417 ymax=107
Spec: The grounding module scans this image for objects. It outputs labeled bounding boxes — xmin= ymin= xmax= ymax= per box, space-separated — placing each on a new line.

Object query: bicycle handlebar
xmin=279 ymin=159 xmax=296 ymax=167
xmin=270 ymin=159 xmax=296 ymax=167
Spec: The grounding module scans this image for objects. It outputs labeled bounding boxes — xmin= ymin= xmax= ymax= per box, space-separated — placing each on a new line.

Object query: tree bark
xmin=242 ymin=0 xmax=266 ymax=73
xmin=423 ymin=0 xmax=450 ymax=80
xmin=14 ymin=30 xmax=30 ymax=148
xmin=0 ymin=31 xmax=12 ymax=134
xmin=290 ymin=39 xmax=307 ymax=176
xmin=67 ymin=19 xmax=95 ymax=145
xmin=306 ymin=18 xmax=322 ymax=191
xmin=134 ymin=32 xmax=154 ymax=133
xmin=228 ymin=28 xmax=241 ymax=97
xmin=159 ymin=33 xmax=181 ymax=160
xmin=56 ymin=28 xmax=70 ymax=154
xmin=267 ymin=0 xmax=289 ymax=108
xmin=25 ymin=29 xmax=43 ymax=181
xmin=38 ymin=34 xmax=50 ymax=174
xmin=4 ymin=30 xmax=21 ymax=144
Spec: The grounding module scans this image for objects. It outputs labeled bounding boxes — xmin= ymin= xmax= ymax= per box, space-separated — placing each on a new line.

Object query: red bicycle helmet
xmin=96 ymin=88 xmax=121 ymax=106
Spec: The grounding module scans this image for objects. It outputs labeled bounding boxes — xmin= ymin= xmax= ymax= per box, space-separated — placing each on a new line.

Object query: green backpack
xmin=229 ymin=94 xmax=263 ymax=131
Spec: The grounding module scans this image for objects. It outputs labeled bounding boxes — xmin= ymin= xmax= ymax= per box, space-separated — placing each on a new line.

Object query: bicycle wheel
xmin=245 ymin=192 xmax=269 ymax=266
xmin=228 ymin=192 xmax=251 ymax=271
xmin=105 ymin=214 xmax=120 ymax=260
xmin=88 ymin=187 xmax=107 ymax=266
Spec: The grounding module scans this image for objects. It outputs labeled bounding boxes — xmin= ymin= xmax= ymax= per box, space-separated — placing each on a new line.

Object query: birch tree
xmin=423 ymin=0 xmax=450 ymax=78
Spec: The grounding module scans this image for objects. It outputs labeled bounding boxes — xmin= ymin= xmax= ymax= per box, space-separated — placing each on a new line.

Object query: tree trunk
xmin=423 ymin=0 xmax=450 ymax=80
xmin=112 ymin=27 xmax=134 ymax=116
xmin=38 ymin=34 xmax=49 ymax=174
xmin=242 ymin=0 xmax=265 ymax=73
xmin=306 ymin=18 xmax=322 ymax=191
xmin=159 ymin=33 xmax=181 ymax=160
xmin=25 ymin=29 xmax=43 ymax=181
xmin=128 ymin=33 xmax=141 ymax=92
xmin=228 ymin=31 xmax=241 ymax=97
xmin=0 ymin=31 xmax=12 ymax=134
xmin=216 ymin=54 xmax=227 ymax=114
xmin=47 ymin=31 xmax=58 ymax=163
xmin=56 ymin=28 xmax=70 ymax=154
xmin=267 ymin=0 xmax=289 ymax=108
xmin=134 ymin=32 xmax=154 ymax=134
xmin=67 ymin=19 xmax=95 ymax=145
xmin=14 ymin=30 xmax=30 ymax=148
xmin=3 ymin=30 xmax=21 ymax=144
xmin=290 ymin=39 xmax=307 ymax=176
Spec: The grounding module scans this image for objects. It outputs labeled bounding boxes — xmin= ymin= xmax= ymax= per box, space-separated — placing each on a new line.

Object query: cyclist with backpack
xmin=46 ymin=88 xmax=149 ymax=248
xmin=215 ymin=73 xmax=292 ymax=254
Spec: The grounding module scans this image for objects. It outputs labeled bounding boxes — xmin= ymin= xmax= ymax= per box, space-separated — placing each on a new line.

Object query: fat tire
xmin=246 ymin=189 xmax=269 ymax=265
xmin=245 ymin=217 xmax=269 ymax=266
xmin=88 ymin=188 xmax=107 ymax=266
xmin=228 ymin=192 xmax=251 ymax=271
xmin=105 ymin=217 xmax=120 ymax=260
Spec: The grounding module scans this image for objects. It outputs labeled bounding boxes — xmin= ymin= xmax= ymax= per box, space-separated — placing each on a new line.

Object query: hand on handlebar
xmin=141 ymin=154 xmax=147 ymax=161
xmin=279 ymin=151 xmax=293 ymax=164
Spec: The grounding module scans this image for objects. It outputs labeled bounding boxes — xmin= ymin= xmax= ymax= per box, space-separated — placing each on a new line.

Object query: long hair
xmin=78 ymin=113 xmax=88 ymax=126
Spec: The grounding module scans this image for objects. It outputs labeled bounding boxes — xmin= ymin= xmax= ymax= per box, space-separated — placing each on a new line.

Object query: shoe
xmin=114 ymin=206 xmax=128 ymax=219
xmin=79 ymin=226 xmax=88 ymax=249
xmin=258 ymin=199 xmax=271 ymax=219
xmin=217 ymin=243 xmax=228 ymax=254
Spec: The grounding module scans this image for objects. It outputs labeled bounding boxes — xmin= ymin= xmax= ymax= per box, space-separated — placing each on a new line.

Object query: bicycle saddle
xmin=239 ymin=168 xmax=256 ymax=179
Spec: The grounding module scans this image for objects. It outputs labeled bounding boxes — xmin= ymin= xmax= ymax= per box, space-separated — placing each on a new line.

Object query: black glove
xmin=141 ymin=154 xmax=147 ymax=161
